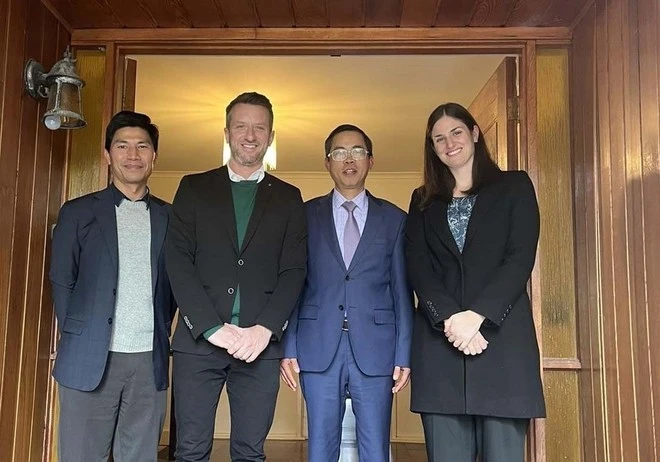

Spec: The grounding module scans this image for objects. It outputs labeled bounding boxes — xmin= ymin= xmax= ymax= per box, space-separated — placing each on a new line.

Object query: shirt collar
xmin=227 ymin=164 xmax=265 ymax=183
xmin=332 ymin=188 xmax=368 ymax=210
xmin=111 ymin=183 xmax=151 ymax=209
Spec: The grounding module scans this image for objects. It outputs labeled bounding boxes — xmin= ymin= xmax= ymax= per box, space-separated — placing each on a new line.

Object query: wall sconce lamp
xmin=24 ymin=46 xmax=86 ymax=130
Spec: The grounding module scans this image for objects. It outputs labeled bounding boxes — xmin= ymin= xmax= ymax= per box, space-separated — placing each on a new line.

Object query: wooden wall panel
xmin=255 ymin=0 xmax=294 ymax=27
xmin=365 ymin=0 xmax=402 ymax=26
xmin=0 ymin=0 xmax=69 ymax=460
xmin=433 ymin=0 xmax=478 ymax=27
xmin=399 ymin=0 xmax=437 ymax=26
xmin=67 ymin=49 xmax=107 ymax=199
xmin=536 ymin=48 xmax=580 ymax=462
xmin=327 ymin=0 xmax=364 ymax=27
xmin=573 ymin=0 xmax=660 ymax=459
xmin=470 ymin=0 xmax=517 ymax=27
xmin=292 ymin=0 xmax=328 ymax=27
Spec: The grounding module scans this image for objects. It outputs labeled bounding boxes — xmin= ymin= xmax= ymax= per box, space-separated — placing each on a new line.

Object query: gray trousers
xmin=58 ymin=351 xmax=167 ymax=462
xmin=421 ymin=413 xmax=529 ymax=462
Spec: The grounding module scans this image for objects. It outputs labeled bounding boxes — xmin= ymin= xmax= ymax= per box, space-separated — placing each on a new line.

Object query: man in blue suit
xmin=49 ymin=111 xmax=177 ymax=461
xmin=281 ymin=124 xmax=413 ymax=461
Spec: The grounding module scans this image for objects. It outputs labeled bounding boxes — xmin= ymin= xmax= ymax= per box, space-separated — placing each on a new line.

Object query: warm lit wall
xmin=0 ymin=0 xmax=70 ymax=460
xmin=573 ymin=0 xmax=660 ymax=460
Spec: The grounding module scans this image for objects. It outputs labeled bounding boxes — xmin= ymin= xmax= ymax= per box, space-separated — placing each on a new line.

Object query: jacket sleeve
xmin=405 ymin=190 xmax=462 ymax=330
xmin=281 ymin=297 xmax=301 ymax=358
xmin=165 ymin=176 xmax=223 ymax=339
xmin=255 ymin=189 xmax=307 ymax=341
xmin=391 ymin=214 xmax=414 ymax=367
xmin=470 ymin=172 xmax=540 ymax=327
xmin=49 ymin=202 xmax=80 ymax=327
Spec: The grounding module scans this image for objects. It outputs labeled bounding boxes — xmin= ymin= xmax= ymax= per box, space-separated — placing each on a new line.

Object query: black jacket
xmin=166 ymin=166 xmax=307 ymax=359
xmin=405 ymin=170 xmax=546 ymax=418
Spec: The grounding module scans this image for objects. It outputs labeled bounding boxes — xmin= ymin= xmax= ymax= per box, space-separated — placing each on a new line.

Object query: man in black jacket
xmin=166 ymin=92 xmax=307 ymax=461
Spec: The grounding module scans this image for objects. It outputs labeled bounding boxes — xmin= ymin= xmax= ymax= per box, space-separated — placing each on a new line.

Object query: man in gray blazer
xmin=49 ymin=111 xmax=177 ymax=461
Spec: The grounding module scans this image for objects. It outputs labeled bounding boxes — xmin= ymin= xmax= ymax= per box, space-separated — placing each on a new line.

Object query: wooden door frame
xmin=67 ymin=27 xmax=572 ymax=462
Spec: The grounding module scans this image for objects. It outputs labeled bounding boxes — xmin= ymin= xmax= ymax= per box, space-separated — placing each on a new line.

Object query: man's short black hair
xmin=105 ymin=111 xmax=159 ymax=152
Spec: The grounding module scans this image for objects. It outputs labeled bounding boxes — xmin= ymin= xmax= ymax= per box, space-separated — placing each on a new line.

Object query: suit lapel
xmin=92 ymin=188 xmax=119 ymax=273
xmin=464 ymin=179 xmax=501 ymax=249
xmin=240 ymin=173 xmax=273 ymax=253
xmin=427 ymin=199 xmax=462 ymax=259
xmin=149 ymin=200 xmax=168 ymax=295
xmin=347 ymin=192 xmax=384 ymax=272
xmin=317 ymin=192 xmax=345 ymax=270
xmin=213 ymin=167 xmax=239 ymax=253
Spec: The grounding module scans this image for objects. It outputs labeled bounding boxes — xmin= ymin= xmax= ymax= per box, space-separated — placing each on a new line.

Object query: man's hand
xmin=462 ymin=332 xmax=489 ymax=356
xmin=444 ymin=310 xmax=486 ymax=352
xmin=392 ymin=366 xmax=411 ymax=393
xmin=280 ymin=358 xmax=300 ymax=391
xmin=225 ymin=324 xmax=272 ymax=363
xmin=207 ymin=324 xmax=241 ymax=350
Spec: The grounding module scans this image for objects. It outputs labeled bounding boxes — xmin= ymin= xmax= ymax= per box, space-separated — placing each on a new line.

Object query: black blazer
xmin=49 ymin=187 xmax=177 ymax=392
xmin=405 ymin=170 xmax=545 ymax=418
xmin=166 ymin=166 xmax=307 ymax=359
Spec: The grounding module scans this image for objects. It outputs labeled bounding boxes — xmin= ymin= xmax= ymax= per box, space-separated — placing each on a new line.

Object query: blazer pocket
xmin=298 ymin=305 xmax=319 ymax=320
xmin=372 ymin=239 xmax=388 ymax=245
xmin=61 ymin=317 xmax=84 ymax=335
xmin=374 ymin=309 xmax=395 ymax=324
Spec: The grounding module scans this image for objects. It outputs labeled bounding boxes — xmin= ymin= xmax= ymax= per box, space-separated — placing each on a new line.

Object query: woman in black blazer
xmin=405 ymin=102 xmax=545 ymax=461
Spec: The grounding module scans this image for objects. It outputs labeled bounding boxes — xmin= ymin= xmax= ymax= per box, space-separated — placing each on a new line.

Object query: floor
xmin=158 ymin=440 xmax=427 ymax=461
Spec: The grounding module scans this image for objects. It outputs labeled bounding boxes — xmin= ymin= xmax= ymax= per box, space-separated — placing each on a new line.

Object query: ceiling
xmin=132 ymin=54 xmax=507 ymax=173
xmin=44 ymin=0 xmax=590 ymax=29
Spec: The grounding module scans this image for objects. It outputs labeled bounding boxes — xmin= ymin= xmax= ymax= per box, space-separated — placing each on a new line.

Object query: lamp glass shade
xmin=43 ymin=78 xmax=86 ymax=129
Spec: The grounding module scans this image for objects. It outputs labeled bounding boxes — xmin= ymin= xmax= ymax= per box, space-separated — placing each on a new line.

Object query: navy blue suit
xmin=49 ymin=186 xmax=176 ymax=392
xmin=283 ymin=191 xmax=413 ymax=461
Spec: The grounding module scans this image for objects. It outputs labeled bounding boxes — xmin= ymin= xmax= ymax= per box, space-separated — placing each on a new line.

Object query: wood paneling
xmin=292 ymin=0 xmax=328 ymax=27
xmin=43 ymin=0 xmax=592 ymax=29
xmin=573 ymin=0 xmax=660 ymax=460
xmin=255 ymin=0 xmax=294 ymax=27
xmin=327 ymin=0 xmax=364 ymax=27
xmin=0 ymin=0 xmax=69 ymax=460
xmin=181 ymin=0 xmax=227 ymax=28
xmin=399 ymin=0 xmax=437 ymax=26
xmin=67 ymin=49 xmax=108 ymax=199
xmin=365 ymin=0 xmax=402 ymax=27
xmin=433 ymin=0 xmax=478 ymax=27
xmin=470 ymin=0 xmax=517 ymax=27
xmin=70 ymin=26 xmax=572 ymax=47
xmin=536 ymin=48 xmax=580 ymax=462
xmin=215 ymin=0 xmax=258 ymax=28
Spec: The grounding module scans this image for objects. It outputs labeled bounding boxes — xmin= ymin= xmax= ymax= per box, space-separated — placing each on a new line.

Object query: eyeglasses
xmin=326 ymin=148 xmax=370 ymax=162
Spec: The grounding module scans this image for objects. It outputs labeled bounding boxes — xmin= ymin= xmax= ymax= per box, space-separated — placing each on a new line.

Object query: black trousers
xmin=172 ymin=350 xmax=280 ymax=462
xmin=421 ymin=413 xmax=529 ymax=462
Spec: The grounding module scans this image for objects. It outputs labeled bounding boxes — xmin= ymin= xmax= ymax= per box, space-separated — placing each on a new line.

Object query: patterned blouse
xmin=447 ymin=195 xmax=477 ymax=253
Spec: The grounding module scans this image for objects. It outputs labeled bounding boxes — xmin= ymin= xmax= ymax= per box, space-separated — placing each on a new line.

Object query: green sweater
xmin=204 ymin=180 xmax=258 ymax=338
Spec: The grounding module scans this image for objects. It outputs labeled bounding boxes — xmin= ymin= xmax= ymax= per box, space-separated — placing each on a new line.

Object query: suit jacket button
xmin=228 ymin=288 xmax=235 ymax=295
xmin=238 ymin=259 xmax=244 ymax=266
xmin=112 ymin=289 xmax=116 ymax=296
xmin=107 ymin=317 xmax=113 ymax=325
xmin=339 ymin=305 xmax=344 ymax=311
xmin=345 ymin=275 xmax=350 ymax=281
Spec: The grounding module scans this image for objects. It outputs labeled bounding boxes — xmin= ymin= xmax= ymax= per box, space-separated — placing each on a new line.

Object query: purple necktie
xmin=342 ymin=201 xmax=360 ymax=267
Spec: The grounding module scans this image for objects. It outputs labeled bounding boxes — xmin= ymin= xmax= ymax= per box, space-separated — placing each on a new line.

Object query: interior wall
xmin=572 ymin=0 xmax=660 ymax=460
xmin=0 ymin=0 xmax=70 ymax=460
